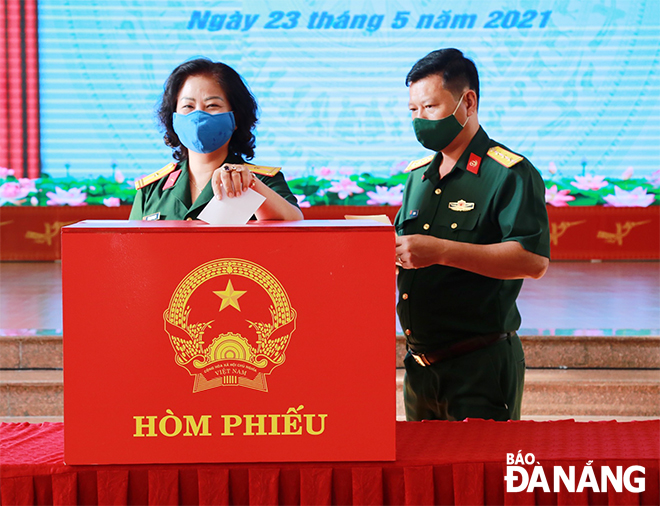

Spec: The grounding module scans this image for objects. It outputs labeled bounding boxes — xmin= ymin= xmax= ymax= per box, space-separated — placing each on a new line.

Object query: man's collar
xmin=422 ymin=126 xmax=490 ymax=182
xmin=453 ymin=126 xmax=490 ymax=176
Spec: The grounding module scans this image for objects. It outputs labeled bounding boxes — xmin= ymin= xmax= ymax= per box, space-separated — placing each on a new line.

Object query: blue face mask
xmin=172 ymin=110 xmax=235 ymax=154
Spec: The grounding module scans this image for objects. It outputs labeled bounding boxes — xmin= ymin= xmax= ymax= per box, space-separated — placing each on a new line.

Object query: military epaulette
xmin=404 ymin=155 xmax=434 ymax=173
xmin=135 ymin=162 xmax=177 ymax=190
xmin=486 ymin=146 xmax=523 ymax=168
xmin=248 ymin=165 xmax=281 ymax=177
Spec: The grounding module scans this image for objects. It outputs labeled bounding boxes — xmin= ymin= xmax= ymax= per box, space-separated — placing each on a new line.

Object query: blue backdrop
xmin=39 ymin=0 xmax=660 ymax=181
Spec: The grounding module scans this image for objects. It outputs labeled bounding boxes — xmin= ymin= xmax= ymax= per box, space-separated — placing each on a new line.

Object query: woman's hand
xmin=211 ymin=164 xmax=256 ymax=199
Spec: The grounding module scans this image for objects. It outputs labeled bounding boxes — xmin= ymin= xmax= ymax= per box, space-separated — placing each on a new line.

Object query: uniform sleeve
xmin=494 ymin=161 xmax=551 ymax=258
xmin=256 ymin=171 xmax=300 ymax=208
xmin=128 ymin=189 xmax=144 ymax=220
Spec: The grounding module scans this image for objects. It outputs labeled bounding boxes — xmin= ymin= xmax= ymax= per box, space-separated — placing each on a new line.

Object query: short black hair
xmin=158 ymin=58 xmax=258 ymax=161
xmin=406 ymin=48 xmax=480 ymax=105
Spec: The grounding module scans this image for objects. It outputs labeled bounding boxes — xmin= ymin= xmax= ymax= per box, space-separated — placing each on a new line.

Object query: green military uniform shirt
xmin=395 ymin=126 xmax=550 ymax=352
xmin=129 ymin=153 xmax=299 ymax=221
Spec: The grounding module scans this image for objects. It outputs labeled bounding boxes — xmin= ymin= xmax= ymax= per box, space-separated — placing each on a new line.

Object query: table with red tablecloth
xmin=1 ymin=420 xmax=658 ymax=505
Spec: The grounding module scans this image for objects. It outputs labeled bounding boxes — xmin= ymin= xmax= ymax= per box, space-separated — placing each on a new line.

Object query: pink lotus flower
xmin=0 ymin=182 xmax=30 ymax=204
xmin=327 ymin=178 xmax=364 ymax=200
xmin=114 ymin=169 xmax=125 ymax=184
xmin=339 ymin=166 xmax=353 ymax=176
xmin=103 ymin=197 xmax=121 ymax=207
xmin=548 ymin=162 xmax=557 ymax=175
xmin=46 ymin=186 xmax=88 ymax=206
xmin=18 ymin=178 xmax=37 ymax=193
xmin=621 ymin=166 xmax=634 ymax=180
xmin=366 ymin=185 xmax=404 ymax=206
xmin=0 ymin=167 xmax=15 ymax=178
xmin=545 ymin=185 xmax=575 ymax=207
xmin=317 ymin=167 xmax=334 ymax=179
xmin=647 ymin=170 xmax=660 ymax=188
xmin=294 ymin=194 xmax=311 ymax=208
xmin=392 ymin=160 xmax=408 ymax=174
xmin=570 ymin=175 xmax=608 ymax=191
xmin=603 ymin=186 xmax=655 ymax=207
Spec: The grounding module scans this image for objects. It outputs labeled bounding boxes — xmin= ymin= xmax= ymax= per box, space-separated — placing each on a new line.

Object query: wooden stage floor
xmin=0 ymin=260 xmax=658 ymax=333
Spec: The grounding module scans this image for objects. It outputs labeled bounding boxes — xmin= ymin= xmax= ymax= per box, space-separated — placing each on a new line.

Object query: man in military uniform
xmin=395 ymin=48 xmax=550 ymax=421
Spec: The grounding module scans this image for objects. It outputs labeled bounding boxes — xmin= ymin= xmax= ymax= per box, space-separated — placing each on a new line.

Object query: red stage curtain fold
xmin=1 ymin=476 xmax=34 ymax=506
xmin=300 ymin=468 xmax=332 ymax=506
xmin=97 ymin=469 xmax=129 ymax=505
xmin=433 ymin=463 xmax=455 ymax=505
xmin=148 ymin=469 xmax=179 ymax=506
xmin=382 ymin=467 xmax=405 ymax=505
xmin=2 ymin=421 xmax=659 ymax=505
xmin=198 ymin=468 xmax=229 ymax=506
xmin=52 ymin=472 xmax=77 ymax=506
xmin=641 ymin=458 xmax=660 ymax=506
xmin=453 ymin=462 xmax=485 ymax=505
xmin=248 ymin=468 xmax=280 ymax=506
xmin=403 ymin=465 xmax=435 ymax=505
xmin=351 ymin=467 xmax=384 ymax=505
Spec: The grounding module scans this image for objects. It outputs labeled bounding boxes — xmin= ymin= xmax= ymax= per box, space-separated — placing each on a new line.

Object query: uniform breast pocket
xmin=441 ymin=211 xmax=481 ymax=240
xmin=395 ymin=215 xmax=418 ymax=236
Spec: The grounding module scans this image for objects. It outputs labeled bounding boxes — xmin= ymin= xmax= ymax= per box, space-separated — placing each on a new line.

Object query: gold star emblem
xmin=213 ymin=279 xmax=247 ymax=312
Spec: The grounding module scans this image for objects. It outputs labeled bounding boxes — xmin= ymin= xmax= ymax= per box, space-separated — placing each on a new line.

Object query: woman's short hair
xmin=158 ymin=58 xmax=258 ymax=160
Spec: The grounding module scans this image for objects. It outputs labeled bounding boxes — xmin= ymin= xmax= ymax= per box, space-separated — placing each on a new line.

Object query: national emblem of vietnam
xmin=164 ymin=259 xmax=297 ymax=393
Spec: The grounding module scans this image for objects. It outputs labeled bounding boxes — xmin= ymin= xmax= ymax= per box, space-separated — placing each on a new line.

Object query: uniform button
xmin=186 ymin=217 xmax=193 ymax=221
xmin=423 ymin=223 xmax=430 ymax=230
xmin=402 ymin=293 xmax=409 ymax=300
xmin=405 ymin=329 xmax=411 ymax=336
xmin=451 ymin=222 xmax=458 ymax=229
xmin=435 ymin=188 xmax=442 ymax=195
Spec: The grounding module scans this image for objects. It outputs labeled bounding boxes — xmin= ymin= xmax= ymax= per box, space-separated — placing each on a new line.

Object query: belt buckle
xmin=412 ymin=353 xmax=429 ymax=367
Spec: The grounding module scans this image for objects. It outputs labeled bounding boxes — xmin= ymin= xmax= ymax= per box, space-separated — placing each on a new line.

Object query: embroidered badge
xmin=467 ymin=153 xmax=482 ymax=174
xmin=448 ymin=200 xmax=475 ymax=212
xmin=408 ymin=209 xmax=419 ymax=218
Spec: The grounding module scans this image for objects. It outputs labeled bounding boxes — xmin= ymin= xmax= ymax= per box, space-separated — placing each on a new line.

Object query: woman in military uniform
xmin=129 ymin=58 xmax=303 ymax=221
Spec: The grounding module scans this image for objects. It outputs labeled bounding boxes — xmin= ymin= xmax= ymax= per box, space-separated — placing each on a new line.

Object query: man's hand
xmin=395 ymin=234 xmax=444 ymax=269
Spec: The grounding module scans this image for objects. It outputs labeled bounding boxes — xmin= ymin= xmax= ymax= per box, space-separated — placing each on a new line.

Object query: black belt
xmin=410 ymin=332 xmax=513 ymax=367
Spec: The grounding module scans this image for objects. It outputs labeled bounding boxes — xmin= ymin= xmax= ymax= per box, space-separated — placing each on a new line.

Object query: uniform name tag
xmin=143 ymin=212 xmax=161 ymax=221
xmin=448 ymin=200 xmax=475 ymax=212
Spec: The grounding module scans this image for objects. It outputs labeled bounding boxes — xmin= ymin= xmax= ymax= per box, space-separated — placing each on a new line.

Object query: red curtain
xmin=1 ymin=0 xmax=40 ymax=178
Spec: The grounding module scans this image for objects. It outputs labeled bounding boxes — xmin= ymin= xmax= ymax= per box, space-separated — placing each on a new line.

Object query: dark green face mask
xmin=412 ymin=94 xmax=467 ymax=152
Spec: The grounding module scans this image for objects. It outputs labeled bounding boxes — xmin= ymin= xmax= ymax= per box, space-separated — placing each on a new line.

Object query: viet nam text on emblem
xmin=448 ymin=200 xmax=475 ymax=212
xmin=163 ymin=258 xmax=297 ymax=393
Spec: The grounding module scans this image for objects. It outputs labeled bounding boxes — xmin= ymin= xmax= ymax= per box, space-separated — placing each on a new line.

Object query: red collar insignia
xmin=467 ymin=153 xmax=482 ymax=175
xmin=163 ymin=169 xmax=182 ymax=190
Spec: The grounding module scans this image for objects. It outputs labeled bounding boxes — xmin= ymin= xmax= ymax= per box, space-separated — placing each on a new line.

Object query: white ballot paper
xmin=197 ymin=187 xmax=266 ymax=225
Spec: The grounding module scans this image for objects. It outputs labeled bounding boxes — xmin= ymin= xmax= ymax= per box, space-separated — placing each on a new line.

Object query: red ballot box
xmin=62 ymin=220 xmax=395 ymax=465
